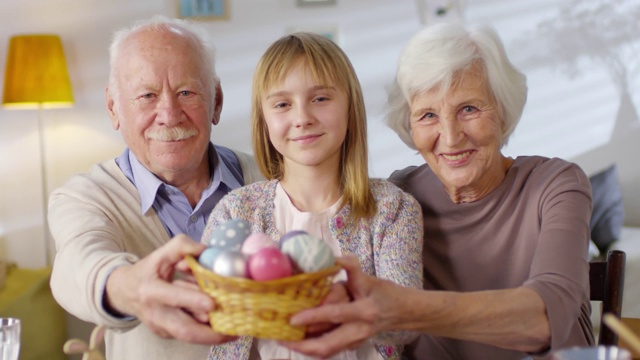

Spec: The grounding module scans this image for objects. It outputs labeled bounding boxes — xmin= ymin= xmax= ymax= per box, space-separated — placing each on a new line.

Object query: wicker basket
xmin=185 ymin=255 xmax=342 ymax=341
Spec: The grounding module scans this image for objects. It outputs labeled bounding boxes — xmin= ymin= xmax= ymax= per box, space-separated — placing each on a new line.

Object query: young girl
xmin=202 ymin=32 xmax=423 ymax=360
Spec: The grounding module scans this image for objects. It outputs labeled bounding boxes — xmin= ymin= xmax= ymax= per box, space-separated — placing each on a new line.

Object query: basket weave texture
xmin=185 ymin=255 xmax=341 ymax=340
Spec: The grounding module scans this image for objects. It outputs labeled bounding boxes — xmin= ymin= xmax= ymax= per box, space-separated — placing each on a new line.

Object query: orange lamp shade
xmin=2 ymin=34 xmax=74 ymax=109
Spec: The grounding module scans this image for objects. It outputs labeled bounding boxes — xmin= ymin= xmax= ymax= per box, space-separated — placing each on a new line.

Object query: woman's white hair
xmin=386 ymin=22 xmax=527 ymax=149
xmin=108 ymin=15 xmax=218 ymax=108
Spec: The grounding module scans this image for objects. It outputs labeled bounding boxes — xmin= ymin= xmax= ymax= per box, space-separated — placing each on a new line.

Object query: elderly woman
xmin=281 ymin=22 xmax=594 ymax=360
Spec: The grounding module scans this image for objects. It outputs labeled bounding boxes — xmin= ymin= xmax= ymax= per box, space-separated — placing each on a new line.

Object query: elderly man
xmin=49 ymin=16 xmax=260 ymax=359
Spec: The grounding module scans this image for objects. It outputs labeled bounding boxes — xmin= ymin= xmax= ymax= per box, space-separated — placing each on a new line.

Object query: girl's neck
xmin=280 ymin=163 xmax=342 ymax=213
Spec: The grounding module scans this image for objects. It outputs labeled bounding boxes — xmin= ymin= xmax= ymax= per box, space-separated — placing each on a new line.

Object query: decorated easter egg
xmin=207 ymin=219 xmax=251 ymax=251
xmin=247 ymin=247 xmax=293 ymax=281
xmin=213 ymin=250 xmax=248 ymax=278
xmin=280 ymin=232 xmax=335 ymax=273
xmin=198 ymin=246 xmax=224 ymax=270
xmin=241 ymin=233 xmax=276 ymax=256
xmin=286 ymin=254 xmax=305 ymax=275
xmin=279 ymin=230 xmax=308 ymax=244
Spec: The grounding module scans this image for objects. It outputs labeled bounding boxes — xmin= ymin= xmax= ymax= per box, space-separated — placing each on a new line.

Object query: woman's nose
xmin=440 ymin=118 xmax=463 ymax=146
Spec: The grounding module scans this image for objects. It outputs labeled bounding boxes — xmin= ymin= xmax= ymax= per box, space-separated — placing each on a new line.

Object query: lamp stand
xmin=37 ymin=104 xmax=52 ymax=267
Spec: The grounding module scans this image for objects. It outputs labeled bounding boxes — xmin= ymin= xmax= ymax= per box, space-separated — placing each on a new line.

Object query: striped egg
xmin=280 ymin=232 xmax=335 ymax=273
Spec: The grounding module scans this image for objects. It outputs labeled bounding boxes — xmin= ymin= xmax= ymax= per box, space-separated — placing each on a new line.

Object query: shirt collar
xmin=129 ymin=152 xmax=163 ymax=215
xmin=127 ymin=144 xmax=242 ymax=215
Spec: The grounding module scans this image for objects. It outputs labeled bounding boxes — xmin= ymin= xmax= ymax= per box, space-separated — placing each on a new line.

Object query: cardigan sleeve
xmin=369 ymin=180 xmax=424 ymax=344
xmin=201 ymin=195 xmax=234 ymax=245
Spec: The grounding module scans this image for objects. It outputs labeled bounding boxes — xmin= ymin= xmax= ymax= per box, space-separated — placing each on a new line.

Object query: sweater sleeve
xmin=522 ymin=162 xmax=594 ymax=351
xmin=49 ymin=163 xmax=168 ymax=329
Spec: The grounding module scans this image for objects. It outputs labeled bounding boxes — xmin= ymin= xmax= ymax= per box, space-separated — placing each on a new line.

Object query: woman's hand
xmin=279 ymin=255 xmax=396 ymax=358
xmin=303 ymin=280 xmax=351 ymax=337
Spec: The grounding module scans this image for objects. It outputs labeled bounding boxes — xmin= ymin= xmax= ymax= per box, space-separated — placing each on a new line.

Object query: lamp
xmin=2 ymin=34 xmax=74 ymax=266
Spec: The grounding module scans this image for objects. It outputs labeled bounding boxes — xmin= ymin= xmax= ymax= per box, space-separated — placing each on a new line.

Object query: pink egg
xmin=241 ymin=233 xmax=276 ymax=256
xmin=248 ymin=247 xmax=293 ymax=281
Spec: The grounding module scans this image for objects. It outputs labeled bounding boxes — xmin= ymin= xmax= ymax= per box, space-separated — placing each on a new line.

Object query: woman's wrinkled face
xmin=409 ymin=65 xmax=505 ymax=199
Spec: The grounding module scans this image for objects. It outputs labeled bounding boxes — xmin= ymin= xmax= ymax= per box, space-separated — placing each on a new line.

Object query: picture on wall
xmin=177 ymin=0 xmax=229 ymax=20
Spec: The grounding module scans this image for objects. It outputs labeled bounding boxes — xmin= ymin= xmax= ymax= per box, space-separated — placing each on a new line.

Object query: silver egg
xmin=213 ymin=250 xmax=248 ymax=278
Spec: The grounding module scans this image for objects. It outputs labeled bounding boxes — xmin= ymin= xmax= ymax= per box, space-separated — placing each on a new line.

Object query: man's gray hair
xmin=107 ymin=15 xmax=218 ymax=106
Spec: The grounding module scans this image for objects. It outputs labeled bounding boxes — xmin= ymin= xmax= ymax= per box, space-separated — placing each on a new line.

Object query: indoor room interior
xmin=1 ymin=0 xmax=639 ymax=359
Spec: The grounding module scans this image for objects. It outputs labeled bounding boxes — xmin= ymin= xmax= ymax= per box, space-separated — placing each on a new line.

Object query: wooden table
xmin=619 ymin=318 xmax=640 ymax=360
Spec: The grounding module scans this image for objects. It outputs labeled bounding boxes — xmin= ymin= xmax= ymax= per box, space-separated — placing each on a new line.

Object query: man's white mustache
xmin=147 ymin=127 xmax=197 ymax=141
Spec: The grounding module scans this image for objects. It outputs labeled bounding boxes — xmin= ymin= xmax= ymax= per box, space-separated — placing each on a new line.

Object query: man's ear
xmin=212 ymin=81 xmax=223 ymax=126
xmin=106 ymin=87 xmax=120 ymax=130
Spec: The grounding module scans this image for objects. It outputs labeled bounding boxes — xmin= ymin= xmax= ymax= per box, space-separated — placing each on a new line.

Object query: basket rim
xmin=185 ymin=254 xmax=342 ymax=286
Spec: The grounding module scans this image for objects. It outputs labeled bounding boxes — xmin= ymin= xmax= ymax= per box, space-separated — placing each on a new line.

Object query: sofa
xmin=0 ymin=265 xmax=68 ymax=360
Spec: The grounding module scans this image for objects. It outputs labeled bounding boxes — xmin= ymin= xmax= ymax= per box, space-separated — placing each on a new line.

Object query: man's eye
xmin=179 ymin=90 xmax=193 ymax=96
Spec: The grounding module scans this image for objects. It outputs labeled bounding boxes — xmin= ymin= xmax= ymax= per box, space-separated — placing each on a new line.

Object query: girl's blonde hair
xmin=251 ymin=32 xmax=375 ymax=220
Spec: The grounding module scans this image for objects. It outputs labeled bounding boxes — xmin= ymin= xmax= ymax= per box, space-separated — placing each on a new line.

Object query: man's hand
xmin=104 ymin=234 xmax=235 ymax=344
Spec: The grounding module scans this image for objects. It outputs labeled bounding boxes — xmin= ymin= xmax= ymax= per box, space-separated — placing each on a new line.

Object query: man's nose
xmin=156 ymin=95 xmax=182 ymax=124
